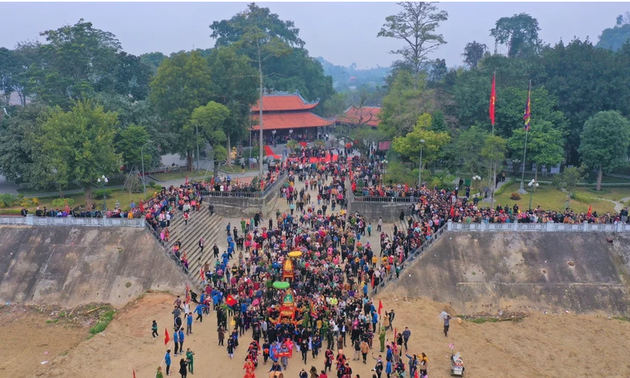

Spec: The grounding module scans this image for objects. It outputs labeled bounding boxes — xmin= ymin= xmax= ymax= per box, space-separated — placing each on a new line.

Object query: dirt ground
xmin=0 ymin=292 xmax=624 ymax=378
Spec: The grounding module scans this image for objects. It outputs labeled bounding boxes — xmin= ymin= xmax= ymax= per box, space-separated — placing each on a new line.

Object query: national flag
xmin=489 ymin=73 xmax=496 ymax=126
xmin=185 ymin=176 xmax=188 ymax=185
xmin=164 ymin=328 xmax=170 ymax=345
xmin=378 ymin=299 xmax=383 ymax=315
xmin=450 ymin=205 xmax=455 ymax=218
xmin=226 ymin=294 xmax=237 ymax=307
xmin=133 ymin=370 xmax=136 ymax=378
xmin=587 ymin=205 xmax=592 ymax=217
xmin=371 ymin=273 xmax=375 ymax=288
xmin=523 ymin=81 xmax=531 ymax=131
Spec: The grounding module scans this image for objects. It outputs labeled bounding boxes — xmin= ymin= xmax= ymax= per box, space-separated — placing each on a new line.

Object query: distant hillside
xmin=317 ymin=57 xmax=390 ymax=91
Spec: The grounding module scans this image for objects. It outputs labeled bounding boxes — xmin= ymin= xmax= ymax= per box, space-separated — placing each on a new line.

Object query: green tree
xmin=579 ymin=110 xmax=630 ymax=190
xmin=377 ymin=2 xmax=449 ymax=88
xmin=207 ymin=46 xmax=258 ymax=165
xmin=596 ymin=13 xmax=630 ymax=51
xmin=189 ymin=101 xmax=231 ymax=178
xmin=490 ymin=13 xmax=541 ymax=58
xmin=553 ymin=166 xmax=585 ymax=209
xmin=140 ymin=52 xmax=168 ymax=74
xmin=392 ymin=113 xmax=451 ymax=167
xmin=210 ymin=3 xmax=296 ymax=176
xmin=149 ymin=51 xmax=213 ymax=170
xmin=0 ymin=103 xmax=50 ymax=182
xmin=481 ymin=134 xmax=507 ymax=206
xmin=508 ymin=121 xmax=565 ymax=180
xmin=33 ymin=100 xmax=120 ymax=205
xmin=351 ymin=127 xmax=389 ymax=157
xmin=35 ymin=19 xmax=122 ymax=108
xmin=116 ymin=124 xmax=150 ymax=171
xmin=462 ymin=41 xmax=487 ymax=68
xmin=379 ymin=70 xmax=435 ymax=137
xmin=453 ymin=125 xmax=488 ymax=175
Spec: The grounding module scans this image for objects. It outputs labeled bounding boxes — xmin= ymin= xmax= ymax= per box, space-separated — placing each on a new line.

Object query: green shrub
xmin=571 ymin=192 xmax=594 ymax=204
xmin=89 ymin=310 xmax=116 ymax=335
xmin=494 ymin=178 xmax=514 ymax=196
xmin=51 ymin=198 xmax=76 ymax=207
xmin=0 ymin=209 xmax=23 ymax=215
xmin=149 ymin=181 xmax=156 ymax=187
xmin=0 ymin=193 xmax=18 ymax=207
xmin=93 ymin=189 xmax=113 ymax=198
xmin=510 ymin=192 xmax=521 ymax=200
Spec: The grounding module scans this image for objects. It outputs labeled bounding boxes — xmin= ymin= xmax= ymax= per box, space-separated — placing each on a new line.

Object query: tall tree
xmin=35 ymin=19 xmax=122 ymax=108
xmin=116 ymin=123 xmax=151 ymax=171
xmin=462 ymin=41 xmax=487 ymax=68
xmin=507 ymin=120 xmax=565 ymax=180
xmin=579 ymin=110 xmax=630 ymax=190
xmin=378 ymin=2 xmax=448 ymax=88
xmin=490 ymin=13 xmax=541 ymax=58
xmin=33 ymin=100 xmax=120 ymax=205
xmin=392 ymin=113 xmax=451 ymax=167
xmin=0 ymin=103 xmax=50 ymax=182
xmin=596 ymin=12 xmax=630 ymax=51
xmin=481 ymin=134 xmax=507 ymax=206
xmin=207 ymin=46 xmax=259 ymax=165
xmin=189 ymin=101 xmax=230 ymax=178
xmin=149 ymin=51 xmax=213 ymax=170
xmin=210 ymin=3 xmax=296 ymax=176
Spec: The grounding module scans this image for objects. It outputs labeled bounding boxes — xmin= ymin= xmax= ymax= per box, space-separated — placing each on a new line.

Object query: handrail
xmin=145 ymin=220 xmax=190 ymax=275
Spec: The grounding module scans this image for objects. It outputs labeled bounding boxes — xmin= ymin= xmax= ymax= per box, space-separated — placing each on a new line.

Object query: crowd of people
xmin=153 ymin=156 xmax=434 ymax=378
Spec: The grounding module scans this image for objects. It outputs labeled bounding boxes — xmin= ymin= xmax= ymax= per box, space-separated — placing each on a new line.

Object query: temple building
xmin=251 ymin=91 xmax=335 ymax=142
xmin=336 ymin=106 xmax=382 ymax=128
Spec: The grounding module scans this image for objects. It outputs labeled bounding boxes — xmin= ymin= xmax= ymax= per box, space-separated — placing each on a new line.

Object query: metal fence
xmin=201 ymin=173 xmax=287 ymax=199
xmin=351 ymin=195 xmax=414 ymax=203
xmin=447 ymin=221 xmax=630 ymax=233
xmin=0 ymin=215 xmax=145 ymax=228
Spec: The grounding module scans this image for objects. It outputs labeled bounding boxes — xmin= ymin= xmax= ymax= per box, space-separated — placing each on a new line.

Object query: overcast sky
xmin=0 ymin=2 xmax=627 ymax=69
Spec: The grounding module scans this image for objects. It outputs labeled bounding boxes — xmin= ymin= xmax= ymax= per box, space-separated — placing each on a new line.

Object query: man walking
xmin=198 ymin=237 xmax=205 ymax=254
xmin=443 ymin=314 xmax=451 ymax=337
xmin=402 ymin=327 xmax=411 ymax=351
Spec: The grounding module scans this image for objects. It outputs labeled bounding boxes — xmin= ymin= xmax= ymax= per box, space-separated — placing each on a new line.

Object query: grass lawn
xmin=510 ymin=173 xmax=630 ymax=184
xmin=150 ymin=171 xmax=208 ymax=181
xmin=2 ymin=189 xmax=155 ymax=214
xmin=16 ymin=182 xmax=82 ymax=195
xmin=574 ymin=186 xmax=630 ymax=202
xmin=494 ymin=183 xmax=616 ymax=214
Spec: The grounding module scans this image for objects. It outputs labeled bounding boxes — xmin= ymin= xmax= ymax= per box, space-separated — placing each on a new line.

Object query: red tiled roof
xmin=337 ymin=106 xmax=381 ymax=127
xmin=251 ymin=94 xmax=319 ymax=112
xmin=251 ymin=112 xmax=335 ymax=130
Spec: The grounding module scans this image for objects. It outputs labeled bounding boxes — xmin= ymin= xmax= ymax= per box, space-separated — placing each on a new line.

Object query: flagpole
xmin=490 ymin=72 xmax=496 ymax=208
xmin=518 ymin=80 xmax=532 ymax=194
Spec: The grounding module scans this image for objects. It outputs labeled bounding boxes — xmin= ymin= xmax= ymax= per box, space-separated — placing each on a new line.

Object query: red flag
xmin=450 ymin=205 xmax=455 ymax=218
xmin=587 ymin=205 xmax=592 ymax=217
xmin=524 ymin=80 xmax=531 ymax=131
xmin=133 ymin=370 xmax=136 ymax=378
xmin=394 ymin=327 xmax=397 ymax=338
xmin=489 ymin=73 xmax=496 ymax=126
xmin=226 ymin=294 xmax=237 ymax=306
xmin=200 ymin=266 xmax=204 ymax=280
xmin=185 ymin=176 xmax=188 ymax=185
xmin=378 ymin=299 xmax=383 ymax=315
xmin=164 ymin=328 xmax=170 ymax=345
xmin=371 ymin=273 xmax=375 ymax=288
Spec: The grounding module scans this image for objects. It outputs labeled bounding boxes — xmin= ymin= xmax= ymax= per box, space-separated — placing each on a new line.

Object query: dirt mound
xmin=383 ymin=232 xmax=630 ymax=315
xmin=0 ymin=225 xmax=189 ymax=308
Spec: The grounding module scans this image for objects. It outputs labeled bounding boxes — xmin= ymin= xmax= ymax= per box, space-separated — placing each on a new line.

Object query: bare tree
xmin=378 ymin=2 xmax=448 ymax=89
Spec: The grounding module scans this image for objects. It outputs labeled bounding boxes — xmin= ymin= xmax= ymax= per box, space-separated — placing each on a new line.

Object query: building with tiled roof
xmin=251 ymin=91 xmax=335 ymax=140
xmin=337 ymin=106 xmax=381 ymax=128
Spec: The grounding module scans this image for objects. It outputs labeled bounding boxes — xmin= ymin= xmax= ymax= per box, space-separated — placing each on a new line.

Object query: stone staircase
xmin=395 ymin=213 xmax=423 ymax=234
xmin=166 ymin=209 xmax=224 ymax=288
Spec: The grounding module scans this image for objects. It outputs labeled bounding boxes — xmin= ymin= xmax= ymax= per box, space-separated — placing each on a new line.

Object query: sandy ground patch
xmin=0 ymin=292 xmax=620 ymax=378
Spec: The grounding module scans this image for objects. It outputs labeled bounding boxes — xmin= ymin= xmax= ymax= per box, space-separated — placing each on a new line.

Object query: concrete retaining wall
xmin=205 ymin=175 xmax=288 ymax=217
xmin=0 ymin=225 xmax=189 ymax=308
xmin=0 ymin=215 xmax=145 ymax=228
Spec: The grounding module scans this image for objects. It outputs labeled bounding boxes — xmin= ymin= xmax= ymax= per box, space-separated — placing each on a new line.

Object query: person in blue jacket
xmin=164 ymin=349 xmax=172 ymax=376
xmin=178 ymin=327 xmax=185 ymax=355
xmin=194 ymin=303 xmax=204 ymax=323
xmin=186 ymin=312 xmax=193 ymax=335
xmin=385 ymin=359 xmax=393 ymax=378
xmin=173 ymin=329 xmax=180 ymax=355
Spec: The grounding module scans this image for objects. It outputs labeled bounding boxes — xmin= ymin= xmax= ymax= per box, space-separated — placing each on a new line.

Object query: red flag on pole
xmin=371 ymin=273 xmax=375 ymax=288
xmin=378 ymin=299 xmax=383 ymax=315
xmin=489 ymin=73 xmax=496 ymax=126
xmin=164 ymin=328 xmax=170 ymax=345
xmin=450 ymin=205 xmax=455 ymax=218
xmin=226 ymin=294 xmax=237 ymax=307
xmin=133 ymin=369 xmax=136 ymax=378
xmin=587 ymin=205 xmax=592 ymax=217
xmin=185 ymin=176 xmax=188 ymax=185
